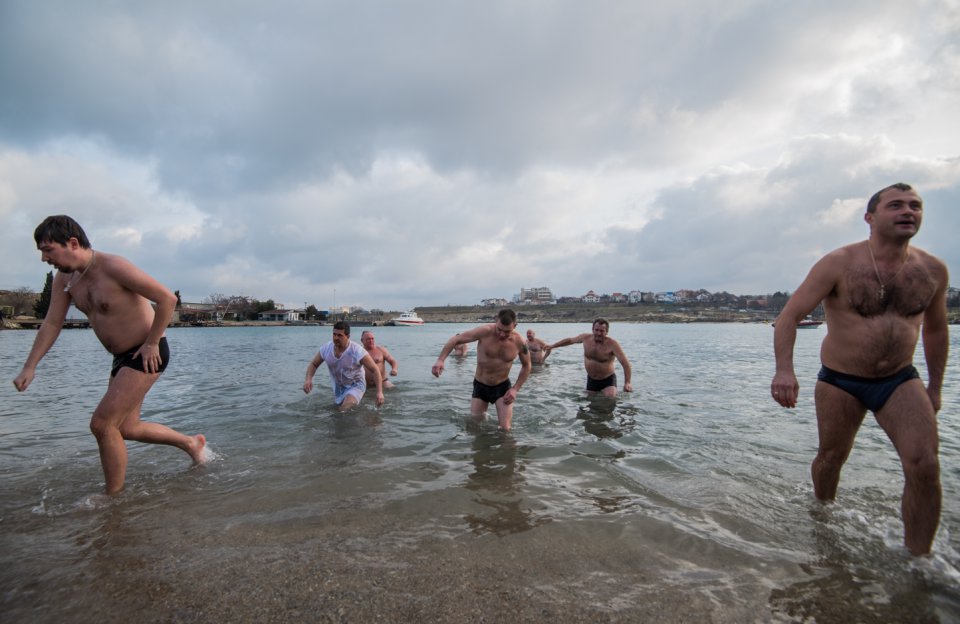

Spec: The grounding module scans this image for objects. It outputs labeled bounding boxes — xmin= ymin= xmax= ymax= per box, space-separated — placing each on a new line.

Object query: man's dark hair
xmin=34 ymin=215 xmax=91 ymax=248
xmin=497 ymin=308 xmax=517 ymax=325
xmin=867 ymin=183 xmax=913 ymax=213
xmin=333 ymin=320 xmax=351 ymax=335
xmin=593 ymin=318 xmax=610 ymax=330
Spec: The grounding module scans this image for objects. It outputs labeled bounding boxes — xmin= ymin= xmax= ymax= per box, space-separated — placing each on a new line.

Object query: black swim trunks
xmin=817 ymin=364 xmax=920 ymax=412
xmin=472 ymin=378 xmax=511 ymax=404
xmin=586 ymin=373 xmax=616 ymax=392
xmin=111 ymin=337 xmax=170 ymax=378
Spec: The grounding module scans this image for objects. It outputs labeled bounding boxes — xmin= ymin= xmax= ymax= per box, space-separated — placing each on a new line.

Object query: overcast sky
xmin=1 ymin=1 xmax=958 ymax=311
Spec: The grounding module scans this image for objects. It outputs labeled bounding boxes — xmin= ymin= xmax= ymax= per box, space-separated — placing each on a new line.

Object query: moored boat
xmin=391 ymin=311 xmax=425 ymax=326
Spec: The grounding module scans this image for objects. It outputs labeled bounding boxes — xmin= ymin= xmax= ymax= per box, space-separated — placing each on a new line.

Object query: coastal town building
xmin=515 ymin=287 xmax=555 ymax=305
xmin=258 ymin=309 xmax=303 ymax=322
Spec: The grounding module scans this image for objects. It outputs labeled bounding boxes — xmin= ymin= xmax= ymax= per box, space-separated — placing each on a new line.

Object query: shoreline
xmin=4 ymin=306 xmax=958 ymax=330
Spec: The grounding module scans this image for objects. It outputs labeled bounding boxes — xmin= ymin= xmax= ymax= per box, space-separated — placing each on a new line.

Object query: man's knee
xmin=902 ymin=452 xmax=940 ymax=486
xmin=814 ymin=445 xmax=851 ymax=471
xmin=89 ymin=414 xmax=117 ymax=439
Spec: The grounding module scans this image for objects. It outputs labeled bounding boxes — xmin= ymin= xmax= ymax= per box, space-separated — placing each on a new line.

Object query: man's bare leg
xmin=875 ymin=380 xmax=941 ymax=555
xmin=812 ymin=382 xmax=866 ymax=500
xmin=470 ymin=398 xmax=489 ymax=425
xmin=494 ymin=398 xmax=514 ymax=431
xmin=92 ymin=369 xmax=205 ymax=494
xmin=339 ymin=392 xmax=362 ymax=411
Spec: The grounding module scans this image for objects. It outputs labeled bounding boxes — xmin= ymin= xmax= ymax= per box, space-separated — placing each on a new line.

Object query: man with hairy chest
xmin=772 ymin=183 xmax=949 ymax=555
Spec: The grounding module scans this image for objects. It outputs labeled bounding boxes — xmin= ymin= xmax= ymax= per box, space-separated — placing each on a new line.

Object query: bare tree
xmin=11 ymin=287 xmax=37 ymax=316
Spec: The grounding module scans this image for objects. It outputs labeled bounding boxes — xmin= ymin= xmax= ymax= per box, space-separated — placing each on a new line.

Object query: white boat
xmin=391 ymin=311 xmax=425 ymax=326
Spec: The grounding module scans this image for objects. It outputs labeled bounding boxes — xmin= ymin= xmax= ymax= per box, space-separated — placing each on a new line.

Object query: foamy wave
xmin=31 ymin=492 xmax=114 ymax=517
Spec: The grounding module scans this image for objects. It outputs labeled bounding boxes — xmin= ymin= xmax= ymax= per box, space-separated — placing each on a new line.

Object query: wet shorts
xmin=472 ymin=378 xmax=511 ymax=404
xmin=586 ymin=373 xmax=616 ymax=392
xmin=817 ymin=364 xmax=920 ymax=413
xmin=333 ymin=380 xmax=366 ymax=405
xmin=111 ymin=337 xmax=170 ymax=378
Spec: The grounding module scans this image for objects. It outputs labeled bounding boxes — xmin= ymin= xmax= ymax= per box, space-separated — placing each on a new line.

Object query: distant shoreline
xmin=3 ymin=303 xmax=958 ymax=330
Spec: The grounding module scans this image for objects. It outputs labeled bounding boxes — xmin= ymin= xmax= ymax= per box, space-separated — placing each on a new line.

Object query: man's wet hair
xmin=593 ymin=318 xmax=610 ymax=330
xmin=34 ymin=215 xmax=91 ymax=248
xmin=497 ymin=308 xmax=517 ymax=325
xmin=867 ymin=183 xmax=914 ymax=213
xmin=333 ymin=321 xmax=351 ymax=335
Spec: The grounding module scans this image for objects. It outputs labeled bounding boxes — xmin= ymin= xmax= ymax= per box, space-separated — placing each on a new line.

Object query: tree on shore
xmin=10 ymin=287 xmax=36 ymax=316
xmin=33 ymin=272 xmax=53 ymax=319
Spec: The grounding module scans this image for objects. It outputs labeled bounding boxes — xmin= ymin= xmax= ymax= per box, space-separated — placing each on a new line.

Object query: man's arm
xmin=547 ymin=333 xmax=586 ymax=351
xmin=612 ymin=340 xmax=633 ymax=392
xmin=106 ymin=254 xmax=178 ymax=374
xmin=503 ymin=336 xmax=532 ymax=405
xmin=433 ymin=325 xmax=488 ymax=377
xmin=921 ymin=261 xmax=950 ymax=412
xmin=303 ymin=352 xmax=324 ymax=394
xmin=772 ymin=253 xmax=840 ymax=408
xmin=382 ymin=346 xmax=398 ymax=376
xmin=13 ymin=273 xmax=71 ymax=392
xmin=360 ymin=354 xmax=385 ymax=406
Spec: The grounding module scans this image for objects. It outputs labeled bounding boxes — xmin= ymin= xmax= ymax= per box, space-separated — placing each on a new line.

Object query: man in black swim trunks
xmin=546 ymin=318 xmax=633 ymax=397
xmin=13 ymin=216 xmax=207 ymax=495
xmin=432 ymin=309 xmax=532 ymax=431
xmin=772 ymin=183 xmax=949 ymax=555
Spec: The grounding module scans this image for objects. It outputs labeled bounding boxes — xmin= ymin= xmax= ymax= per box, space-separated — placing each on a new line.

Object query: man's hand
xmin=503 ymin=388 xmax=518 ymax=405
xmin=303 ymin=379 xmax=313 ymax=394
xmin=13 ymin=368 xmax=35 ymax=392
xmin=376 ymin=391 xmax=385 ymax=407
xmin=431 ymin=359 xmax=445 ymax=377
xmin=771 ymin=371 xmax=799 ymax=408
xmin=134 ymin=343 xmax=162 ymax=375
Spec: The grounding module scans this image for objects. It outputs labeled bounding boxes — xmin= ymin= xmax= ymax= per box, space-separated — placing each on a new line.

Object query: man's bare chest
xmin=841 ymin=264 xmax=936 ymax=317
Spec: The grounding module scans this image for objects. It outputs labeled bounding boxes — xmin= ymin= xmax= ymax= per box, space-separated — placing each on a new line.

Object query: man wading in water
xmin=771 ymin=183 xmax=949 ymax=555
xmin=13 ymin=215 xmax=207 ymax=495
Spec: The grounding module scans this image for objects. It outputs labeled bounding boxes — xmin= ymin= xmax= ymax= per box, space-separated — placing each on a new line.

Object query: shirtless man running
xmin=526 ymin=329 xmax=551 ymax=365
xmin=547 ymin=319 xmax=633 ymax=397
xmin=13 ymin=215 xmax=206 ymax=495
xmin=432 ymin=309 xmax=532 ymax=431
xmin=772 ymin=183 xmax=949 ymax=555
xmin=360 ymin=330 xmax=398 ymax=389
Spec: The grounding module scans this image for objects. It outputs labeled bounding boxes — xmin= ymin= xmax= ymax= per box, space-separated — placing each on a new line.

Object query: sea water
xmin=1 ymin=323 xmax=958 ymax=622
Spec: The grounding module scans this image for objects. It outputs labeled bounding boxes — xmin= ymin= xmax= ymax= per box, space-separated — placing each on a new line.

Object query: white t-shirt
xmin=318 ymin=340 xmax=368 ymax=388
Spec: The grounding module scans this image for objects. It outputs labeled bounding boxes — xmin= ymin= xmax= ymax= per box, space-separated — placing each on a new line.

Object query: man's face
xmin=361 ymin=333 xmax=375 ymax=350
xmin=867 ymin=188 xmax=923 ymax=238
xmin=526 ymin=330 xmax=535 ymax=340
xmin=592 ymin=323 xmax=608 ymax=342
xmin=37 ymin=240 xmax=73 ymax=272
xmin=495 ymin=321 xmax=515 ymax=341
xmin=332 ymin=329 xmax=349 ymax=349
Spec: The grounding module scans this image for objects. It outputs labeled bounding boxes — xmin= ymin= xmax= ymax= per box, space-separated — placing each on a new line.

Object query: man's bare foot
xmin=187 ymin=434 xmax=208 ymax=464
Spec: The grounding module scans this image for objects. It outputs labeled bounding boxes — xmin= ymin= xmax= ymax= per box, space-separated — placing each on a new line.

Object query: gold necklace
xmin=867 ymin=241 xmax=908 ymax=300
xmin=64 ymin=250 xmax=96 ymax=293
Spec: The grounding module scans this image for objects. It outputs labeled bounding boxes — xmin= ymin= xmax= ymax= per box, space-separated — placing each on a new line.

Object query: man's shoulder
xmin=911 ymin=246 xmax=948 ymax=270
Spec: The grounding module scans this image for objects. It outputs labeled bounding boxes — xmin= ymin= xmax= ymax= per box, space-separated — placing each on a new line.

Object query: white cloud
xmin=0 ymin=0 xmax=957 ymax=308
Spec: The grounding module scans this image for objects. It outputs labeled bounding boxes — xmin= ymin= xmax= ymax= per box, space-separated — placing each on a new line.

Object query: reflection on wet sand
xmin=464 ymin=432 xmax=550 ymax=536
